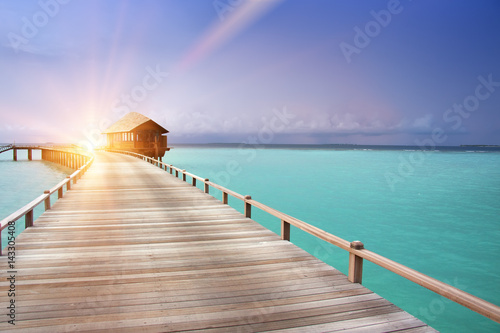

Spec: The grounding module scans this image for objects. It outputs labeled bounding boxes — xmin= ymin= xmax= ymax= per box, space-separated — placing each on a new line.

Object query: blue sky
xmin=0 ymin=0 xmax=499 ymax=146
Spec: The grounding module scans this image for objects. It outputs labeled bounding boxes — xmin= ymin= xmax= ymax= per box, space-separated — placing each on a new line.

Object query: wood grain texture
xmin=0 ymin=151 xmax=437 ymax=332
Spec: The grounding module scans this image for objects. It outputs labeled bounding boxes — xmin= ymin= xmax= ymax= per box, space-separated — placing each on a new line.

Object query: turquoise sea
xmin=1 ymin=145 xmax=499 ymax=332
xmin=0 ymin=149 xmax=74 ymax=245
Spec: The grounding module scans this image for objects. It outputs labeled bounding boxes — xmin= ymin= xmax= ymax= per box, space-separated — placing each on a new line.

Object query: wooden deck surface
xmin=0 ymin=152 xmax=437 ymax=332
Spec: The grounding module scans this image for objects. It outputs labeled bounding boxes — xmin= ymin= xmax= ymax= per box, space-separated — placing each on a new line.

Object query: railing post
xmin=13 ymin=148 xmax=17 ymax=161
xmin=28 ymin=148 xmax=32 ymax=160
xmin=169 ymin=165 xmax=173 ymax=175
xmin=182 ymin=170 xmax=186 ymax=182
xmin=281 ymin=220 xmax=290 ymax=241
xmin=223 ymin=192 xmax=228 ymax=204
xmin=244 ymin=195 xmax=252 ymax=218
xmin=44 ymin=190 xmax=51 ymax=210
xmin=204 ymin=179 xmax=209 ymax=194
xmin=66 ymin=176 xmax=71 ymax=190
xmin=58 ymin=187 xmax=63 ymax=199
xmin=348 ymin=241 xmax=364 ymax=283
xmin=25 ymin=209 xmax=34 ymax=228
xmin=192 ymin=177 xmax=197 ymax=187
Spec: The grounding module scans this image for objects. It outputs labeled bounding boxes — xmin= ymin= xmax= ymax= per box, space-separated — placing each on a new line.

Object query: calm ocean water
xmin=0 ymin=149 xmax=74 ymax=244
xmin=1 ymin=145 xmax=499 ymax=332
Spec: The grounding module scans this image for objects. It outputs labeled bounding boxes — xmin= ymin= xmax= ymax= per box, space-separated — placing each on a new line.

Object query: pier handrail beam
xmin=0 ymin=144 xmax=13 ymax=154
xmin=105 ymin=148 xmax=500 ymax=324
xmin=0 ymin=148 xmax=94 ymax=254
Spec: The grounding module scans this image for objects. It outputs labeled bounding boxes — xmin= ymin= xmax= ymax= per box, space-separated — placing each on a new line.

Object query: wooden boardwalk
xmin=1 ymin=152 xmax=437 ymax=332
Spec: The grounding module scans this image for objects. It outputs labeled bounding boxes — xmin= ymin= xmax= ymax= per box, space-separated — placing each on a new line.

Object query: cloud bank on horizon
xmin=0 ymin=0 xmax=499 ymax=146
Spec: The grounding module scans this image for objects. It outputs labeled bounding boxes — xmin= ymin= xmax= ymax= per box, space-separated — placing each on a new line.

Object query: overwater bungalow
xmin=103 ymin=112 xmax=169 ymax=159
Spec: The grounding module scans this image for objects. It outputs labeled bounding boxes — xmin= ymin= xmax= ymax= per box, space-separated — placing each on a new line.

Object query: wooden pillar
xmin=348 ymin=241 xmax=364 ymax=283
xmin=28 ymin=148 xmax=32 ymax=160
xmin=66 ymin=176 xmax=71 ymax=190
xmin=44 ymin=190 xmax=51 ymax=210
xmin=192 ymin=178 xmax=197 ymax=187
xmin=281 ymin=220 xmax=291 ymax=241
xmin=244 ymin=195 xmax=252 ymax=218
xmin=182 ymin=170 xmax=187 ymax=182
xmin=25 ymin=209 xmax=34 ymax=228
xmin=13 ymin=148 xmax=17 ymax=161
xmin=175 ymin=169 xmax=179 ymax=178
xmin=223 ymin=192 xmax=228 ymax=204
xmin=58 ymin=187 xmax=63 ymax=199
xmin=204 ymin=179 xmax=210 ymax=194
xmin=170 ymin=166 xmax=173 ymax=175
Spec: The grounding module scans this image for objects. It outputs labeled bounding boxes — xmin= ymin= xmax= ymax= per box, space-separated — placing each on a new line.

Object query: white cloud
xmin=412 ymin=114 xmax=433 ymax=129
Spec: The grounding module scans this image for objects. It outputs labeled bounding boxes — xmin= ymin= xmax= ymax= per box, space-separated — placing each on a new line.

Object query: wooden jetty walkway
xmin=0 ymin=151 xmax=439 ymax=332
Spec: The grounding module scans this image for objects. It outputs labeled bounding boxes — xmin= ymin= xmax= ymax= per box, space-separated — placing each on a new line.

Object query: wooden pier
xmin=0 ymin=145 xmax=89 ymax=169
xmin=0 ymin=151 xmax=441 ymax=332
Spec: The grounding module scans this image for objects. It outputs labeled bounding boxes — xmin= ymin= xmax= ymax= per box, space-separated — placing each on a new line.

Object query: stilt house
xmin=103 ymin=112 xmax=169 ymax=158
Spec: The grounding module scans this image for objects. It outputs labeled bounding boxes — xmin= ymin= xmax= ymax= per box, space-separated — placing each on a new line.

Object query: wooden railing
xmin=0 ymin=148 xmax=94 ymax=255
xmin=0 ymin=144 xmax=13 ymax=153
xmin=106 ymin=148 xmax=500 ymax=324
